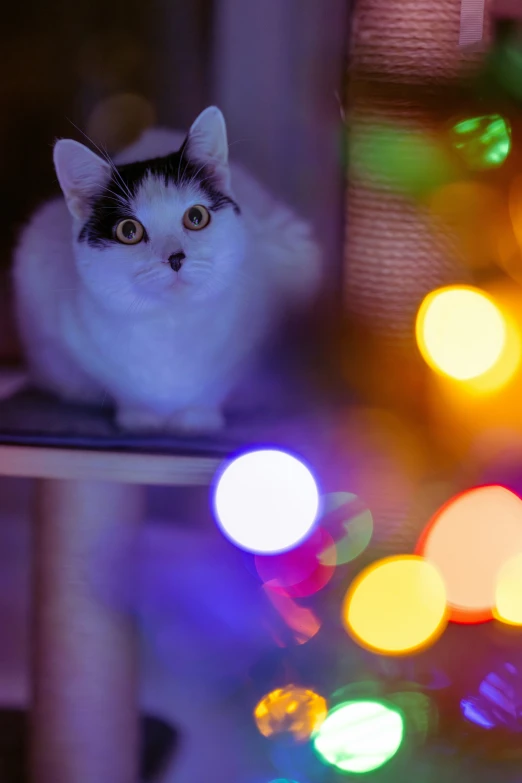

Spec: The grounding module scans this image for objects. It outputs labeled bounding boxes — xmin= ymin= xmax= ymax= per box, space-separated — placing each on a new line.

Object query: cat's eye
xmin=182 ymin=205 xmax=211 ymax=231
xmin=115 ymin=219 xmax=144 ymax=245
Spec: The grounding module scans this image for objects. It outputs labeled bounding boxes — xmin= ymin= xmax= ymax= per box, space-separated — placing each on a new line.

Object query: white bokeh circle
xmin=213 ymin=449 xmax=320 ymax=554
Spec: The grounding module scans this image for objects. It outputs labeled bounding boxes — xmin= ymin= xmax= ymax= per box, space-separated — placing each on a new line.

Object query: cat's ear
xmin=54 ymin=139 xmax=112 ymax=220
xmin=186 ymin=106 xmax=230 ymax=188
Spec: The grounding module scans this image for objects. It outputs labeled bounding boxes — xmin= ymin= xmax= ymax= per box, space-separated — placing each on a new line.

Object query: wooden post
xmin=30 ymin=479 xmax=144 ymax=783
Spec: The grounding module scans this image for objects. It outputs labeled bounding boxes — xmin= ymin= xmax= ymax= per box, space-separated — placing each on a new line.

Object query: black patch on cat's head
xmin=78 ymin=141 xmax=240 ymax=247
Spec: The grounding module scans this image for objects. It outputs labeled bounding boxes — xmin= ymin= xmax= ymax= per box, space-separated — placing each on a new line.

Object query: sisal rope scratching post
xmin=344 ymin=0 xmax=491 ymax=553
xmin=345 ymin=0 xmax=491 ymax=341
xmin=31 ymin=479 xmax=143 ymax=783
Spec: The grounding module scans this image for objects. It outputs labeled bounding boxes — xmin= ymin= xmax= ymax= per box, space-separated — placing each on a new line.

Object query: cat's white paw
xmin=116 ymin=406 xmax=167 ymax=433
xmin=166 ymin=407 xmax=225 ymax=434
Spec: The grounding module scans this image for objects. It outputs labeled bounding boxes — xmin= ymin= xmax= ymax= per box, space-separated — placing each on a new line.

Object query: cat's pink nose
xmin=168 ymin=252 xmax=185 ymax=272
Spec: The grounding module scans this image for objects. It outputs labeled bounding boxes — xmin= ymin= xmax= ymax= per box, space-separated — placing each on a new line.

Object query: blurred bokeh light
xmin=417 ymin=485 xmax=522 ymax=623
xmin=416 ymin=286 xmax=507 ymax=381
xmin=425 ymin=282 xmax=522 ymax=454
xmin=86 ymin=92 xmax=155 ymax=153
xmin=269 ymin=740 xmax=326 ymax=782
xmin=461 ymin=663 xmax=522 ymax=731
xmin=495 ymin=552 xmax=522 ymax=625
xmin=342 ymin=555 xmax=448 ymax=655
xmin=330 ymin=682 xmax=438 ymax=747
xmin=255 ymin=526 xmax=335 ymax=598
xmin=429 ymin=182 xmax=506 ymax=272
xmin=351 ymin=122 xmax=455 ymax=197
xmin=459 ymin=310 xmax=521 ymax=395
xmin=491 ymin=38 xmax=522 ymax=101
xmin=213 ymin=450 xmax=319 ymax=554
xmin=388 ymin=691 xmax=438 ymax=744
xmin=263 ymin=588 xmax=322 ymax=646
xmin=319 ymin=492 xmax=373 ymax=565
xmin=450 ymin=114 xmax=511 ymax=170
xmin=508 ymin=174 xmax=522 ymax=256
xmin=254 ymin=686 xmax=327 ymax=742
xmin=313 ymin=700 xmax=404 ymax=773
xmin=461 ymin=695 xmax=496 ymax=729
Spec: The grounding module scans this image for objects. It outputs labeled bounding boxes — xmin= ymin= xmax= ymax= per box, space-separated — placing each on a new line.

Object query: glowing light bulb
xmin=313 ymin=700 xmax=404 ymax=773
xmin=417 ymin=485 xmax=522 ymax=623
xmin=342 ymin=555 xmax=447 ymax=655
xmin=213 ymin=450 xmax=319 ymax=554
xmin=254 ymin=686 xmax=327 ymax=742
xmin=416 ymin=286 xmax=506 ymax=380
xmin=495 ymin=552 xmax=522 ymax=625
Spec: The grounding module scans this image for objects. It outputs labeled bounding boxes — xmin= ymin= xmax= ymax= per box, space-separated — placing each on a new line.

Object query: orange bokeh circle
xmin=416 ymin=485 xmax=522 ymax=624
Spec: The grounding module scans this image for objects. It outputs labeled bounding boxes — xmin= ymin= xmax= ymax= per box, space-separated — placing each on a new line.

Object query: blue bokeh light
xmin=460 ymin=663 xmax=522 ymax=731
xmin=461 ymin=698 xmax=495 ymax=729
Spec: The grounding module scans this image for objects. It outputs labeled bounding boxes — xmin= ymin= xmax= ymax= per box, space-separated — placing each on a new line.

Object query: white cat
xmin=12 ymin=107 xmax=321 ymax=432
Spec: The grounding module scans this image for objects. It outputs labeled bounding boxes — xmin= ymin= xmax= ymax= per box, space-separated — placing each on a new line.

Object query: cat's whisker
xmin=179 ymin=150 xmax=213 ymax=191
xmin=177 ymin=138 xmax=214 ymax=190
xmin=97 ymin=184 xmax=130 ymax=207
xmin=103 ymin=161 xmax=134 ymax=206
xmin=227 ymin=137 xmax=254 ymax=150
xmin=65 ymin=119 xmax=134 ymax=204
xmin=183 ymin=160 xmax=210 ymax=190
xmin=90 ymin=138 xmax=134 ymax=205
xmin=95 ymin=195 xmax=129 ymax=210
xmin=177 ymin=138 xmax=188 ymax=185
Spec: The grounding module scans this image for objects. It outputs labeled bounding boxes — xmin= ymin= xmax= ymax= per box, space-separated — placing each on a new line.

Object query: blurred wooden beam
xmin=0 ymin=445 xmax=220 ymax=485
xmin=459 ymin=0 xmax=487 ymax=47
xmin=31 ymin=479 xmax=143 ymax=783
xmin=213 ymin=0 xmax=349 ymax=297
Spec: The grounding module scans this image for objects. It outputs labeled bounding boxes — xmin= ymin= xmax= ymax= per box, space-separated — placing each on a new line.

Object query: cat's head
xmin=54 ymin=107 xmax=246 ymax=310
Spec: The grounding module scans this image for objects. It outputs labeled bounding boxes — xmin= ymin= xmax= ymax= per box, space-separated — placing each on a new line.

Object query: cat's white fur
xmin=13 ymin=107 xmax=321 ymax=432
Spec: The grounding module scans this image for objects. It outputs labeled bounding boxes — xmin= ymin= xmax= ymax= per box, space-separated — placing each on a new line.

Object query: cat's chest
xmin=100 ymin=311 xmax=226 ymax=370
xmin=116 ymin=317 xmax=226 ymax=376
xmin=66 ymin=295 xmax=263 ymax=405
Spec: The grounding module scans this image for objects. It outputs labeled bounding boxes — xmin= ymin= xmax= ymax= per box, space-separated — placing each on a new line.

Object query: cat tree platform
xmin=0 ymin=380 xmax=325 ymax=783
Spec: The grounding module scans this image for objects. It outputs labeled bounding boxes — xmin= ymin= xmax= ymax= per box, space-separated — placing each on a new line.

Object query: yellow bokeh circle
xmin=254 ymin=685 xmax=327 ymax=742
xmin=416 ymin=286 xmax=507 ymax=381
xmin=494 ymin=552 xmax=522 ymax=625
xmin=342 ymin=555 xmax=448 ymax=655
